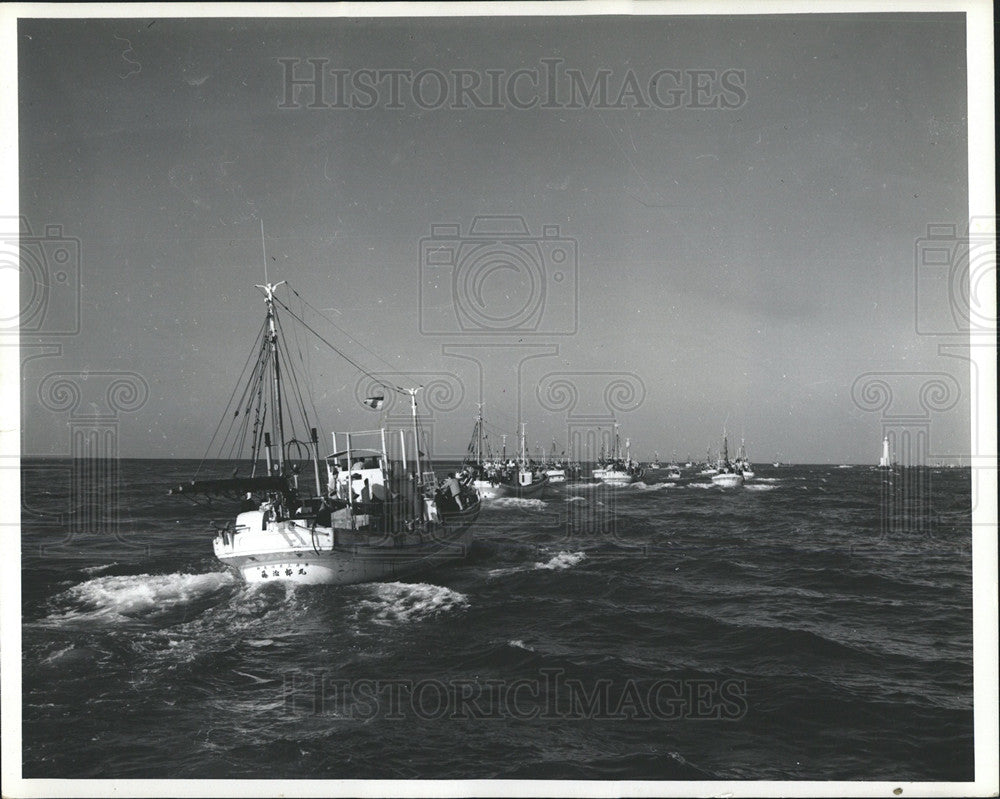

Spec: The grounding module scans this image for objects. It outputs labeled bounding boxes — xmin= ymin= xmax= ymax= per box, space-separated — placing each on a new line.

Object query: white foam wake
xmin=358 ymin=582 xmax=468 ymax=625
xmin=534 ymin=550 xmax=586 ymax=570
xmin=80 ymin=562 xmax=119 ymax=575
xmin=488 ymin=497 xmax=547 ymax=510
xmin=631 ymin=481 xmax=677 ymax=491
xmin=46 ymin=572 xmax=236 ymax=623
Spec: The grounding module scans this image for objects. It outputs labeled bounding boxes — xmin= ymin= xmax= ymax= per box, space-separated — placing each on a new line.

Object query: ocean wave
xmin=487 ymin=566 xmax=521 ymax=578
xmin=508 ymin=639 xmax=535 ymax=651
xmin=534 ymin=550 xmax=586 ymax=570
xmin=356 ymin=582 xmax=468 ymax=625
xmin=80 ymin=562 xmax=119 ymax=575
xmin=631 ymin=481 xmax=678 ymax=491
xmin=744 ymin=484 xmax=778 ymax=491
xmin=43 ymin=571 xmax=237 ymax=624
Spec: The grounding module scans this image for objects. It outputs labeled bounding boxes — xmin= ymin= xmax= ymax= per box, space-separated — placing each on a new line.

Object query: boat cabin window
xmin=326 ymin=450 xmax=388 ymax=503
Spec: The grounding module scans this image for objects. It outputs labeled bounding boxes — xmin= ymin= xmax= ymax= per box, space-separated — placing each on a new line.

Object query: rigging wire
xmin=195 ymin=317 xmax=270 ymax=478
xmin=224 ymin=334 xmax=271 ymax=461
xmin=270 ymin=291 xmax=407 ymax=398
xmin=286 ymin=283 xmax=412 ymax=387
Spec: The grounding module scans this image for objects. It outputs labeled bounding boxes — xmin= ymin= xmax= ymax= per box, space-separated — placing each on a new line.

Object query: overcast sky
xmin=15 ymin=11 xmax=973 ymax=463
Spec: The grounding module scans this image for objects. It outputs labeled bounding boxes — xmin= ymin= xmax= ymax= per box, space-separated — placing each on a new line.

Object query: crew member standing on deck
xmin=442 ymin=472 xmax=464 ymax=511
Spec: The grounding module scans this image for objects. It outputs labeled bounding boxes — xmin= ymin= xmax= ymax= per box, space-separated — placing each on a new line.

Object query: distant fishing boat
xmin=543 ymin=439 xmax=568 ymax=483
xmin=664 ymin=451 xmax=682 ymax=479
xmin=698 ymin=447 xmax=719 ymax=476
xmin=169 ymin=280 xmax=480 ymax=585
xmin=648 ymin=452 xmax=662 ymax=470
xmin=711 ymin=431 xmax=744 ymax=488
xmin=462 ymin=408 xmax=548 ymax=498
xmin=593 ymin=423 xmax=644 ymax=485
xmin=734 ymin=438 xmax=754 ymax=480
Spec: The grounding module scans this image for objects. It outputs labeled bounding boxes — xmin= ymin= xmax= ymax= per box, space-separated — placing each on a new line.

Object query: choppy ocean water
xmin=20 ymin=459 xmax=973 ymax=781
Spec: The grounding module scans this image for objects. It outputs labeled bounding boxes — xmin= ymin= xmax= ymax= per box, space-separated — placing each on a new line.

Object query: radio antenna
xmin=260 ymin=217 xmax=268 ymax=283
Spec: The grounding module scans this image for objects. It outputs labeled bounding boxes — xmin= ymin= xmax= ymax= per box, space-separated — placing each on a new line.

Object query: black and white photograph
xmin=2 ymin=2 xmax=997 ymax=797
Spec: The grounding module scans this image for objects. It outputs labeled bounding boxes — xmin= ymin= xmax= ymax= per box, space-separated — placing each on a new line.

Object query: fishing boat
xmin=698 ymin=448 xmax=719 ymax=476
xmin=169 ymin=280 xmax=480 ymax=585
xmin=592 ymin=423 xmax=644 ymax=485
xmin=648 ymin=452 xmax=662 ymax=470
xmin=664 ymin=452 xmax=682 ymax=480
xmin=734 ymin=438 xmax=755 ymax=480
xmin=542 ymin=439 xmax=568 ymax=483
xmin=462 ymin=408 xmax=548 ymax=498
xmin=711 ymin=432 xmax=744 ymax=488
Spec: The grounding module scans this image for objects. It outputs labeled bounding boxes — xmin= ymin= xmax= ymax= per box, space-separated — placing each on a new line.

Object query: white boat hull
xmin=214 ymin=513 xmax=476 ymax=586
xmin=545 ymin=469 xmax=567 ymax=483
xmin=592 ymin=467 xmax=643 ymax=485
xmin=711 ymin=472 xmax=744 ymax=488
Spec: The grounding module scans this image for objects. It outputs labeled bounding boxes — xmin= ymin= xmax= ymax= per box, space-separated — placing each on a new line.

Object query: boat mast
xmin=476 ymin=402 xmax=484 ymax=463
xmin=257 ymin=280 xmax=287 ymax=475
xmin=405 ymin=387 xmax=423 ymax=478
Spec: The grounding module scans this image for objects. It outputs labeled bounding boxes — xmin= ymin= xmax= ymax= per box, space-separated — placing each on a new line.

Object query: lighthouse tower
xmin=878 ymin=435 xmax=892 ymax=468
